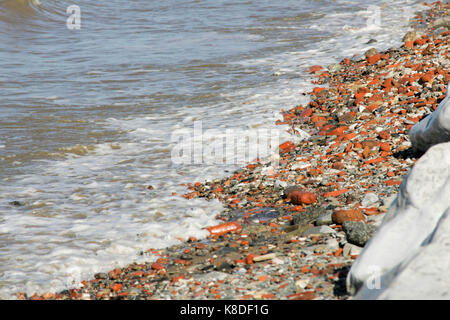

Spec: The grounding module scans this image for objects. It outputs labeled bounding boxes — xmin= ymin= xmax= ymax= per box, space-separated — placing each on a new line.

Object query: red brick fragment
xmin=332 ymin=209 xmax=365 ymax=224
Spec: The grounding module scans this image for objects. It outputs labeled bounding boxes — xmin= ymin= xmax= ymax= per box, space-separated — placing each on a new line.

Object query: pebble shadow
xmin=332 ymin=266 xmax=351 ymax=298
xmin=392 ymin=147 xmax=423 ymax=160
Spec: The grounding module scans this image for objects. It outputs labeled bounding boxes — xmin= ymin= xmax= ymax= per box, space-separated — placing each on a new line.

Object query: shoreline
xmin=21 ymin=1 xmax=450 ymax=300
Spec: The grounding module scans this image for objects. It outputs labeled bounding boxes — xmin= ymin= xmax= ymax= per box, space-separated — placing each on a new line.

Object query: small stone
xmin=10 ymin=200 xmax=24 ymax=206
xmin=286 ymin=189 xmax=317 ymax=205
xmin=274 ymin=179 xmax=288 ymax=189
xmin=314 ymin=246 xmax=326 ymax=253
xmin=315 ymin=211 xmax=333 ymax=226
xmin=403 ymin=31 xmax=420 ymax=42
xmin=326 ymin=238 xmax=340 ymax=251
xmin=343 ymin=243 xmax=363 ymax=257
xmin=327 ymin=63 xmax=342 ymax=73
xmin=326 ymin=197 xmax=341 ymax=206
xmin=253 ymin=253 xmax=276 ymax=262
xmin=364 ymin=48 xmax=378 ymax=58
xmin=332 ymin=209 xmax=365 ymax=224
xmin=128 ymin=288 xmax=141 ymax=296
xmin=295 ymin=279 xmax=309 ymax=291
xmin=94 ymin=272 xmax=108 ymax=280
xmin=301 ymin=226 xmax=336 ymax=236
xmin=215 ymin=261 xmax=234 ymax=272
xmin=151 ymin=263 xmax=165 ymax=270
xmin=293 ymin=207 xmax=326 ymax=226
xmin=342 ymin=221 xmax=377 ymax=247
xmin=194 ymin=271 xmax=228 ymax=282
xmin=271 ymin=257 xmax=284 ymax=265
xmin=361 ymin=193 xmax=379 ymax=208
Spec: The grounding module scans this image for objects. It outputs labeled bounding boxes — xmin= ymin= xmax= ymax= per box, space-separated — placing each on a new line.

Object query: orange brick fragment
xmin=323 ymin=189 xmax=349 ymax=197
xmin=385 ymin=179 xmax=402 ymax=186
xmin=332 ymin=209 xmax=365 ymax=224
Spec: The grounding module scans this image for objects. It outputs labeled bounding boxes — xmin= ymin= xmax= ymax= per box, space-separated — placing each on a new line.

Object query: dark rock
xmin=342 ymin=221 xmax=377 ymax=247
xmin=201 ymin=265 xmax=214 ymax=272
xmin=94 ymin=273 xmax=108 ymax=280
xmin=216 ymin=246 xmax=238 ymax=255
xmin=249 ymin=207 xmax=281 ymax=222
xmin=215 ymin=262 xmax=234 ymax=272
xmin=292 ymin=206 xmax=326 ymax=226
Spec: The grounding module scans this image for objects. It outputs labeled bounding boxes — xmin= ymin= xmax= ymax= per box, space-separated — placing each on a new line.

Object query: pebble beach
xmin=15 ymin=1 xmax=450 ymax=300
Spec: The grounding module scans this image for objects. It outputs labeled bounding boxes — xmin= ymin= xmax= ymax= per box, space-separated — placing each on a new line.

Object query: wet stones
xmin=327 ymin=63 xmax=342 ymax=73
xmin=94 ymin=273 xmax=108 ymax=280
xmin=403 ymin=30 xmax=421 ymax=43
xmin=364 ymin=48 xmax=379 ymax=58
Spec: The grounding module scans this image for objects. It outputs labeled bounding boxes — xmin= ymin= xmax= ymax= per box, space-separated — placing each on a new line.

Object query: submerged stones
xmin=94 ymin=273 xmax=108 ymax=280
xmin=364 ymin=48 xmax=379 ymax=58
xmin=9 ymin=200 xmax=24 ymax=207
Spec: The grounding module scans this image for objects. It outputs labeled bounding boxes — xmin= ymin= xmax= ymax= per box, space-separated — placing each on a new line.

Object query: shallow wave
xmin=0 ymin=0 xmax=66 ymax=28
